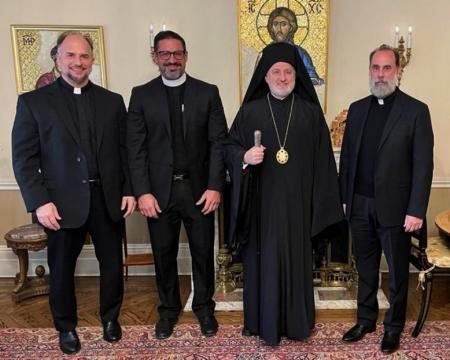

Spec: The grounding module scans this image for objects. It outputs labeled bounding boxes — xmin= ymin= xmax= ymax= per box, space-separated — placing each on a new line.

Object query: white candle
xmin=150 ymin=24 xmax=154 ymax=48
xmin=394 ymin=25 xmax=400 ymax=46
xmin=407 ymin=26 xmax=413 ymax=48
xmin=162 ymin=24 xmax=167 ymax=31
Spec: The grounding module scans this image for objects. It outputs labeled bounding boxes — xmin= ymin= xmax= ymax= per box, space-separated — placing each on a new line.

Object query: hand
xmin=404 ymin=215 xmax=423 ymax=232
xmin=243 ymin=145 xmax=266 ymax=165
xmin=342 ymin=203 xmax=346 ymax=215
xmin=196 ymin=190 xmax=221 ymax=215
xmin=121 ymin=196 xmax=137 ymax=218
xmin=36 ymin=202 xmax=61 ymax=231
xmin=138 ymin=193 xmax=161 ymax=218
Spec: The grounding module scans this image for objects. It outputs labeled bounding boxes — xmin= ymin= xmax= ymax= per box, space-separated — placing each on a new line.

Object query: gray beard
xmin=369 ymin=77 xmax=397 ymax=98
xmin=268 ymin=82 xmax=295 ymax=100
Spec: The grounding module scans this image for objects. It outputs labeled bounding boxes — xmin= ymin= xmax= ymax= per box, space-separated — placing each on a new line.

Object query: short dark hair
xmin=369 ymin=44 xmax=400 ymax=67
xmin=56 ymin=31 xmax=94 ymax=53
xmin=154 ymin=30 xmax=186 ymax=52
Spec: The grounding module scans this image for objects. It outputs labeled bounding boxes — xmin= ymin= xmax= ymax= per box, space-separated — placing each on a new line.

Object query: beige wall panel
xmin=0 ymin=191 xmax=32 ymax=245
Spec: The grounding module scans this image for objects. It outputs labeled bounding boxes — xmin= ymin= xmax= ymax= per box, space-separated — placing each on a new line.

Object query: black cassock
xmin=225 ymin=93 xmax=342 ymax=345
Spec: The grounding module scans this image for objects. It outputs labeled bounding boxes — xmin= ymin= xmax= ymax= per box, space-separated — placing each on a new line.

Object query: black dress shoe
xmin=59 ymin=330 xmax=81 ymax=355
xmin=155 ymin=318 xmax=177 ymax=339
xmin=103 ymin=320 xmax=122 ymax=342
xmin=242 ymin=327 xmax=258 ymax=337
xmin=381 ymin=331 xmax=400 ymax=354
xmin=342 ymin=324 xmax=376 ymax=342
xmin=198 ymin=315 xmax=218 ymax=337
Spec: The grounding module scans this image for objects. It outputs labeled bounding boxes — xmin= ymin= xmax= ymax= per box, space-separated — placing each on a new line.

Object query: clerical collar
xmin=373 ymin=87 xmax=398 ymax=106
xmin=58 ymin=77 xmax=92 ymax=95
xmin=162 ymin=73 xmax=187 ymax=87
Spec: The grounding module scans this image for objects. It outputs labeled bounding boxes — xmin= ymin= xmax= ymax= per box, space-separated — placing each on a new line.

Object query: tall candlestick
xmin=150 ymin=24 xmax=154 ymax=48
xmin=407 ymin=26 xmax=412 ymax=48
xmin=394 ymin=25 xmax=400 ymax=46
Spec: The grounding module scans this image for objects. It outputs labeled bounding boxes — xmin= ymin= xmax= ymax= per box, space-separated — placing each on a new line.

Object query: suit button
xmin=82 ymin=180 xmax=87 ymax=184
xmin=76 ymin=157 xmax=81 ymax=162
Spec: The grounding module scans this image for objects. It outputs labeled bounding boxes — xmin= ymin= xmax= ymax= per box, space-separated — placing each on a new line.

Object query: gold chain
xmin=266 ymin=92 xmax=295 ymax=150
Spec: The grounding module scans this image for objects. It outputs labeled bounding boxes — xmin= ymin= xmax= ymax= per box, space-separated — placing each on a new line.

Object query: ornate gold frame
xmin=237 ymin=0 xmax=329 ymax=111
xmin=11 ymin=25 xmax=107 ymax=94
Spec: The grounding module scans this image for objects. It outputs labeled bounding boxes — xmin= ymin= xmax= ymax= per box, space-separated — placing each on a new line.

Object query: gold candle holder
xmin=395 ymin=26 xmax=413 ymax=86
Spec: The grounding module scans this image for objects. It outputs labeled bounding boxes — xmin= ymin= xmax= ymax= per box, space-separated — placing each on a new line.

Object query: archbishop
xmin=224 ymin=42 xmax=343 ymax=345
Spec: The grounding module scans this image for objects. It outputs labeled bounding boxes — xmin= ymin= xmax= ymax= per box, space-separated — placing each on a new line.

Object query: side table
xmin=4 ymin=223 xmax=49 ymax=302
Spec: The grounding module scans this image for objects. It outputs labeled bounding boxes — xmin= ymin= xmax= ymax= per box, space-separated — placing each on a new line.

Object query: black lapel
xmin=49 ymin=81 xmax=81 ymax=145
xmin=377 ymin=90 xmax=404 ymax=152
xmin=154 ymin=77 xmax=171 ymax=140
xmin=182 ymin=75 xmax=195 ymax=139
xmin=354 ymin=96 xmax=372 ymax=156
xmin=91 ymin=84 xmax=104 ymax=151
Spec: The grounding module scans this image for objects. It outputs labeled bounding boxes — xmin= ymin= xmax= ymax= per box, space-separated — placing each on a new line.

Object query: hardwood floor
xmin=0 ymin=274 xmax=449 ymax=328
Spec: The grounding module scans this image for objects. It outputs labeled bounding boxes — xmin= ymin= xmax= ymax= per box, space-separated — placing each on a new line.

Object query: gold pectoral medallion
xmin=266 ymin=93 xmax=295 ymax=166
xmin=276 ymin=148 xmax=289 ymax=164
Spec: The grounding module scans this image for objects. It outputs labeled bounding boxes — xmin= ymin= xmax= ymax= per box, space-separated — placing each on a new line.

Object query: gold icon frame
xmin=11 ymin=25 xmax=107 ymax=94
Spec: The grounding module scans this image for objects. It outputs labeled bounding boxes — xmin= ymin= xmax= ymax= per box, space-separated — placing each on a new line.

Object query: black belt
xmin=172 ymin=174 xmax=189 ymax=181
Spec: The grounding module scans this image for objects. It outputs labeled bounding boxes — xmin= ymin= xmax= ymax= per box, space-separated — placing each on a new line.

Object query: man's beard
xmin=369 ymin=76 xmax=397 ymax=98
xmin=68 ymin=73 xmax=88 ymax=85
xmin=268 ymin=81 xmax=295 ymax=99
xmin=160 ymin=62 xmax=184 ymax=80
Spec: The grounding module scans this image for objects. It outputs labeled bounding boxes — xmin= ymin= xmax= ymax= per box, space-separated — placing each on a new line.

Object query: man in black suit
xmin=12 ymin=32 xmax=136 ymax=355
xmin=127 ymin=31 xmax=227 ymax=338
xmin=339 ymin=44 xmax=433 ymax=354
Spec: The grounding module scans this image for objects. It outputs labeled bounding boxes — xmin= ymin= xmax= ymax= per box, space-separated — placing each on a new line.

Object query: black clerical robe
xmin=224 ymin=93 xmax=342 ymax=345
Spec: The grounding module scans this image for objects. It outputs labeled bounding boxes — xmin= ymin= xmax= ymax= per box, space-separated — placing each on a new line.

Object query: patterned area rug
xmin=1 ymin=321 xmax=449 ymax=359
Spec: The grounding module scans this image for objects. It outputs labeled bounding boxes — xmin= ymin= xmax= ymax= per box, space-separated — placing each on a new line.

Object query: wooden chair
xmin=409 ymin=212 xmax=450 ymax=337
xmin=122 ymin=227 xmax=154 ymax=280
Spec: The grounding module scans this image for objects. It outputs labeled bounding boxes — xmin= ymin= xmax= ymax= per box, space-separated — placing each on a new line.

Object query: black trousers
xmin=147 ymin=180 xmax=215 ymax=319
xmin=350 ymin=194 xmax=411 ymax=333
xmin=46 ymin=185 xmax=124 ymax=332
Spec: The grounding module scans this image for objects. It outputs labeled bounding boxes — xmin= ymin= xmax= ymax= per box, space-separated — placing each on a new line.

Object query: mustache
xmin=69 ymin=65 xmax=86 ymax=70
xmin=164 ymin=62 xmax=181 ymax=67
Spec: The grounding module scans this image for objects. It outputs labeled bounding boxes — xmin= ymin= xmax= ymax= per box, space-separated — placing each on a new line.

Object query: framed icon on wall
xmin=11 ymin=25 xmax=107 ymax=94
xmin=238 ymin=0 xmax=329 ymax=111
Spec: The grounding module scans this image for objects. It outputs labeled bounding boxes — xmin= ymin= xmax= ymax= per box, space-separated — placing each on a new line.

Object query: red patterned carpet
xmin=1 ymin=321 xmax=449 ymax=359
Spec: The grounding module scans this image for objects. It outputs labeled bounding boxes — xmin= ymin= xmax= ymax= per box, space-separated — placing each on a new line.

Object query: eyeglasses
xmin=156 ymin=50 xmax=186 ymax=60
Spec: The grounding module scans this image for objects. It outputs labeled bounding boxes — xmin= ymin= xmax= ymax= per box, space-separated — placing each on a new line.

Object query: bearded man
xmin=225 ymin=42 xmax=342 ymax=345
xmin=12 ymin=31 xmax=136 ymax=354
xmin=339 ymin=44 xmax=434 ymax=354
xmin=126 ymin=30 xmax=227 ymax=339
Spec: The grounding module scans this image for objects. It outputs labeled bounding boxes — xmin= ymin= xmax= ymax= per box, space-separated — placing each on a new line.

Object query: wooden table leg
xmin=13 ymin=248 xmax=29 ymax=294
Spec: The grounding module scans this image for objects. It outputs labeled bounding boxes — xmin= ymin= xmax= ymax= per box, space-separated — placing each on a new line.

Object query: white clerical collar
xmin=377 ymin=98 xmax=384 ymax=105
xmin=161 ymin=73 xmax=187 ymax=87
xmin=74 ymin=87 xmax=82 ymax=95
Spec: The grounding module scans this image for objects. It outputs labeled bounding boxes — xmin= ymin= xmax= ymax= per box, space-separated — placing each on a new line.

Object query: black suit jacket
xmin=127 ymin=75 xmax=227 ymax=209
xmin=339 ymin=89 xmax=433 ymax=226
xmin=12 ymin=80 xmax=132 ymax=228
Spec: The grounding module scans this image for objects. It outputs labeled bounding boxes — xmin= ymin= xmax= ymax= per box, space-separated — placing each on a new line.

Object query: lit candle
xmin=407 ymin=26 xmax=413 ymax=48
xmin=150 ymin=24 xmax=154 ymax=48
xmin=162 ymin=24 xmax=167 ymax=31
xmin=394 ymin=25 xmax=400 ymax=46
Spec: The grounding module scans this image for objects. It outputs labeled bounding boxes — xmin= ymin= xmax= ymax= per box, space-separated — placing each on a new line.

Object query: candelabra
xmin=394 ymin=26 xmax=413 ymax=86
xmin=149 ymin=24 xmax=167 ymax=53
